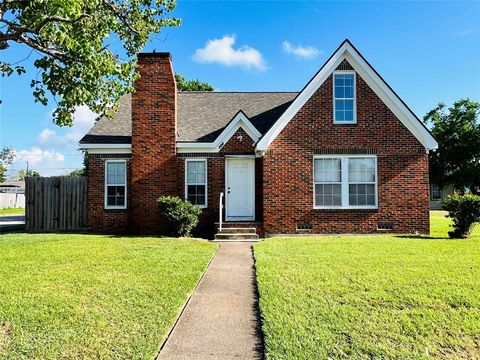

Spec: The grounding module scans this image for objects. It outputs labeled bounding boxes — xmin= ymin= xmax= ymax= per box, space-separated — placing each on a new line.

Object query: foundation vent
xmin=296 ymin=223 xmax=313 ymax=232
xmin=377 ymin=223 xmax=394 ymax=231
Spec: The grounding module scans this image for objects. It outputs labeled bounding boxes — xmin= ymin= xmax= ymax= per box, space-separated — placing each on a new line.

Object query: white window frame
xmin=430 ymin=184 xmax=442 ymax=201
xmin=104 ymin=159 xmax=127 ymax=210
xmin=184 ymin=158 xmax=208 ymax=208
xmin=333 ymin=70 xmax=357 ymax=124
xmin=313 ymin=155 xmax=377 ymax=209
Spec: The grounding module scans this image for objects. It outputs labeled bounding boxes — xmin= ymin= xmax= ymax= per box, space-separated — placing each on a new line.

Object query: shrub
xmin=442 ymin=194 xmax=480 ymax=238
xmin=157 ymin=196 xmax=202 ymax=237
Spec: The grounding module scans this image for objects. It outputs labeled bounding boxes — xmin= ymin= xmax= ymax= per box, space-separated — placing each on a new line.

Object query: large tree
xmin=175 ymin=73 xmax=214 ymax=91
xmin=424 ymin=99 xmax=480 ymax=195
xmin=0 ymin=0 xmax=180 ymax=126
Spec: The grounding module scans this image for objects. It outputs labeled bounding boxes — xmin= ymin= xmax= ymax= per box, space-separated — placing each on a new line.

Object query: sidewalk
xmin=0 ymin=215 xmax=25 ymax=232
xmin=158 ymin=242 xmax=263 ymax=360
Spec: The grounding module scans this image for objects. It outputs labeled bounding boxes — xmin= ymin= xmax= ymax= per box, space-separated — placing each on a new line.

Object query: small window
xmin=185 ymin=159 xmax=207 ymax=207
xmin=314 ymin=156 xmax=377 ymax=209
xmin=431 ymin=184 xmax=442 ymax=201
xmin=333 ymin=72 xmax=356 ymax=123
xmin=105 ymin=160 xmax=127 ymax=209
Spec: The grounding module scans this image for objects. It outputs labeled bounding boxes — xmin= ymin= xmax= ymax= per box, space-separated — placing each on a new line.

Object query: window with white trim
xmin=314 ymin=155 xmax=377 ymax=208
xmin=333 ymin=72 xmax=356 ymax=123
xmin=430 ymin=184 xmax=442 ymax=201
xmin=105 ymin=160 xmax=127 ymax=209
xmin=185 ymin=159 xmax=207 ymax=207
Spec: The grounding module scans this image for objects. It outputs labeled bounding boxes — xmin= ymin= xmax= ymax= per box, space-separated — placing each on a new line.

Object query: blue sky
xmin=0 ymin=0 xmax=479 ymax=177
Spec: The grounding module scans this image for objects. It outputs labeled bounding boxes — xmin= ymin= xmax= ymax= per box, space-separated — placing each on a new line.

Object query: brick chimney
xmin=130 ymin=52 xmax=178 ymax=233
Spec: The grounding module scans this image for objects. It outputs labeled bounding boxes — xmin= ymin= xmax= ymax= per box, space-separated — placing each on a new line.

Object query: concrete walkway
xmin=158 ymin=242 xmax=263 ymax=360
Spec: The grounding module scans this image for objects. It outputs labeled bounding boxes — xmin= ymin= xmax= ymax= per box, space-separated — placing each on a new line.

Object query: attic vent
xmin=336 ymin=59 xmax=354 ymax=71
xmin=377 ymin=223 xmax=393 ymax=231
xmin=296 ymin=223 xmax=313 ymax=232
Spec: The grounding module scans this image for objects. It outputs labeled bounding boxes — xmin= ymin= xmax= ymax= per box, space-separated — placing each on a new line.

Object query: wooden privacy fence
xmin=26 ymin=176 xmax=87 ymax=232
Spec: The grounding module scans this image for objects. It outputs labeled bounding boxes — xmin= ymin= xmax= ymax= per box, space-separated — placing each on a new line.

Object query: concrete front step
xmin=218 ymin=227 xmax=256 ymax=234
xmin=214 ymin=233 xmax=260 ymax=241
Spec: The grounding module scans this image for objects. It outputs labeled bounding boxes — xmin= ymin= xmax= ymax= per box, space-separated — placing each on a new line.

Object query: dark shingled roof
xmin=80 ymin=92 xmax=297 ymax=144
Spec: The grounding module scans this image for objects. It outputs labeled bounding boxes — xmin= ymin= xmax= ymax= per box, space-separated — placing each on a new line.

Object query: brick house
xmin=79 ymin=40 xmax=438 ymax=238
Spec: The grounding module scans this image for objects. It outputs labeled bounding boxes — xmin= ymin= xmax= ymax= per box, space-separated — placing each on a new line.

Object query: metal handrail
xmin=219 ymin=192 xmax=224 ymax=231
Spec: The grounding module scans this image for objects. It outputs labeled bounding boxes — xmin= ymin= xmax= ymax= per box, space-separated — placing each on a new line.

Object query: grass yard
xmin=0 ymin=208 xmax=24 ymax=216
xmin=0 ymin=234 xmax=217 ymax=359
xmin=254 ymin=212 xmax=480 ymax=359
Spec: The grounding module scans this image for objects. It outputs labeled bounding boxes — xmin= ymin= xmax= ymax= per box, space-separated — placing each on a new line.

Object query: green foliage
xmin=68 ymin=168 xmax=86 ymax=177
xmin=17 ymin=169 xmax=40 ymax=180
xmin=175 ymin=73 xmax=214 ymax=91
xmin=0 ymin=233 xmax=216 ymax=358
xmin=424 ymin=99 xmax=480 ymax=194
xmin=442 ymin=194 xmax=480 ymax=238
xmin=157 ymin=196 xmax=202 ymax=237
xmin=0 ymin=147 xmax=16 ymax=182
xmin=0 ymin=1 xmax=180 ymax=126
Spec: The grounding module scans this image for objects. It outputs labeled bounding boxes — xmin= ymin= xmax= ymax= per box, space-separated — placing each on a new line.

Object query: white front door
xmin=226 ymin=158 xmax=255 ymax=221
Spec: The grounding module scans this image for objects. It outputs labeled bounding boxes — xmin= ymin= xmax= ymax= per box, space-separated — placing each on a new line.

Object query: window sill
xmin=104 ymin=207 xmax=127 ymax=212
xmin=333 ymin=121 xmax=357 ymax=125
xmin=313 ymin=207 xmax=378 ymax=213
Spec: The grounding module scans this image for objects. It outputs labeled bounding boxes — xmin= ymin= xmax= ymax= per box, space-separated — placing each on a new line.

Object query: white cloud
xmin=11 ymin=147 xmax=67 ymax=176
xmin=37 ymin=105 xmax=97 ymax=149
xmin=282 ymin=41 xmax=320 ymax=59
xmin=193 ymin=35 xmax=266 ymax=70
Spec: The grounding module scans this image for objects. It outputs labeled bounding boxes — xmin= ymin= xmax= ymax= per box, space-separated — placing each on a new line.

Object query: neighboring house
xmin=79 ymin=39 xmax=438 ymax=237
xmin=0 ymin=180 xmax=25 ymax=194
xmin=430 ymin=184 xmax=454 ymax=210
xmin=0 ymin=180 xmax=25 ymax=209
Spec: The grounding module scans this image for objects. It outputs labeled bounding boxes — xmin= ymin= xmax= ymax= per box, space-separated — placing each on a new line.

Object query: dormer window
xmin=333 ymin=71 xmax=356 ymax=123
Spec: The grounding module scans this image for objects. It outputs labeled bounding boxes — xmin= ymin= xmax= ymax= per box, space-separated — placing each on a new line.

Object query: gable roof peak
xmin=255 ymin=40 xmax=438 ymax=152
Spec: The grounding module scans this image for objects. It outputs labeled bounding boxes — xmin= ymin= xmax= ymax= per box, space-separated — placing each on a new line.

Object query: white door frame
xmin=225 ymin=156 xmax=255 ymax=221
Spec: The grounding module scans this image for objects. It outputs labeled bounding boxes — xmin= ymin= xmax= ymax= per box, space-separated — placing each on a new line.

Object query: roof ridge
xmin=178 ymin=91 xmax=299 ymax=94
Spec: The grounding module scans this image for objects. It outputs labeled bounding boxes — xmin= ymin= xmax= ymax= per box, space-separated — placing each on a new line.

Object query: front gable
xmin=255 ymin=39 xmax=438 ymax=153
xmin=177 ymin=110 xmax=261 ymax=153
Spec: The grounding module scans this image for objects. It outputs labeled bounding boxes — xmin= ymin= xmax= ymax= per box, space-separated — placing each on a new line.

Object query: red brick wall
xmin=87 ymin=154 xmax=130 ymax=233
xmin=130 ymin=53 xmax=180 ymax=233
xmin=220 ymin=127 xmax=256 ymax=153
xmin=263 ymin=69 xmax=430 ymax=235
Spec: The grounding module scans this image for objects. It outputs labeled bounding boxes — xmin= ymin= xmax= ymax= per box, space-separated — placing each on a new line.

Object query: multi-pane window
xmin=185 ymin=159 xmax=207 ymax=207
xmin=314 ymin=156 xmax=377 ymax=208
xmin=314 ymin=158 xmax=342 ymax=206
xmin=334 ymin=72 xmax=356 ymax=123
xmin=105 ymin=160 xmax=127 ymax=209
xmin=348 ymin=158 xmax=376 ymax=206
xmin=430 ymin=184 xmax=442 ymax=201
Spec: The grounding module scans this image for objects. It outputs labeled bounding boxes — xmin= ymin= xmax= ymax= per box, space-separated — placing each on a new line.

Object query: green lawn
xmin=0 ymin=234 xmax=217 ymax=359
xmin=254 ymin=212 xmax=480 ymax=359
xmin=0 ymin=208 xmax=24 ymax=216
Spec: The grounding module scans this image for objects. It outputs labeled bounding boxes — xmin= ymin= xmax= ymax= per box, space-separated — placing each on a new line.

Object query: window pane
xmin=314 ymin=159 xmax=341 ymax=182
xmin=335 ymin=99 xmax=345 ymax=111
xmin=107 ymin=186 xmax=125 ymax=206
xmin=344 ymin=110 xmax=354 ymax=122
xmin=335 ymin=110 xmax=345 ymax=121
xmin=349 ymin=184 xmax=375 ymax=206
xmin=335 ymin=86 xmax=345 ymax=98
xmin=344 ymin=100 xmax=353 ymax=111
xmin=315 ymin=184 xmax=341 ymax=206
xmin=349 ymin=158 xmax=375 ymax=182
xmin=187 ymin=185 xmax=206 ymax=205
xmin=186 ymin=161 xmax=206 ymax=184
